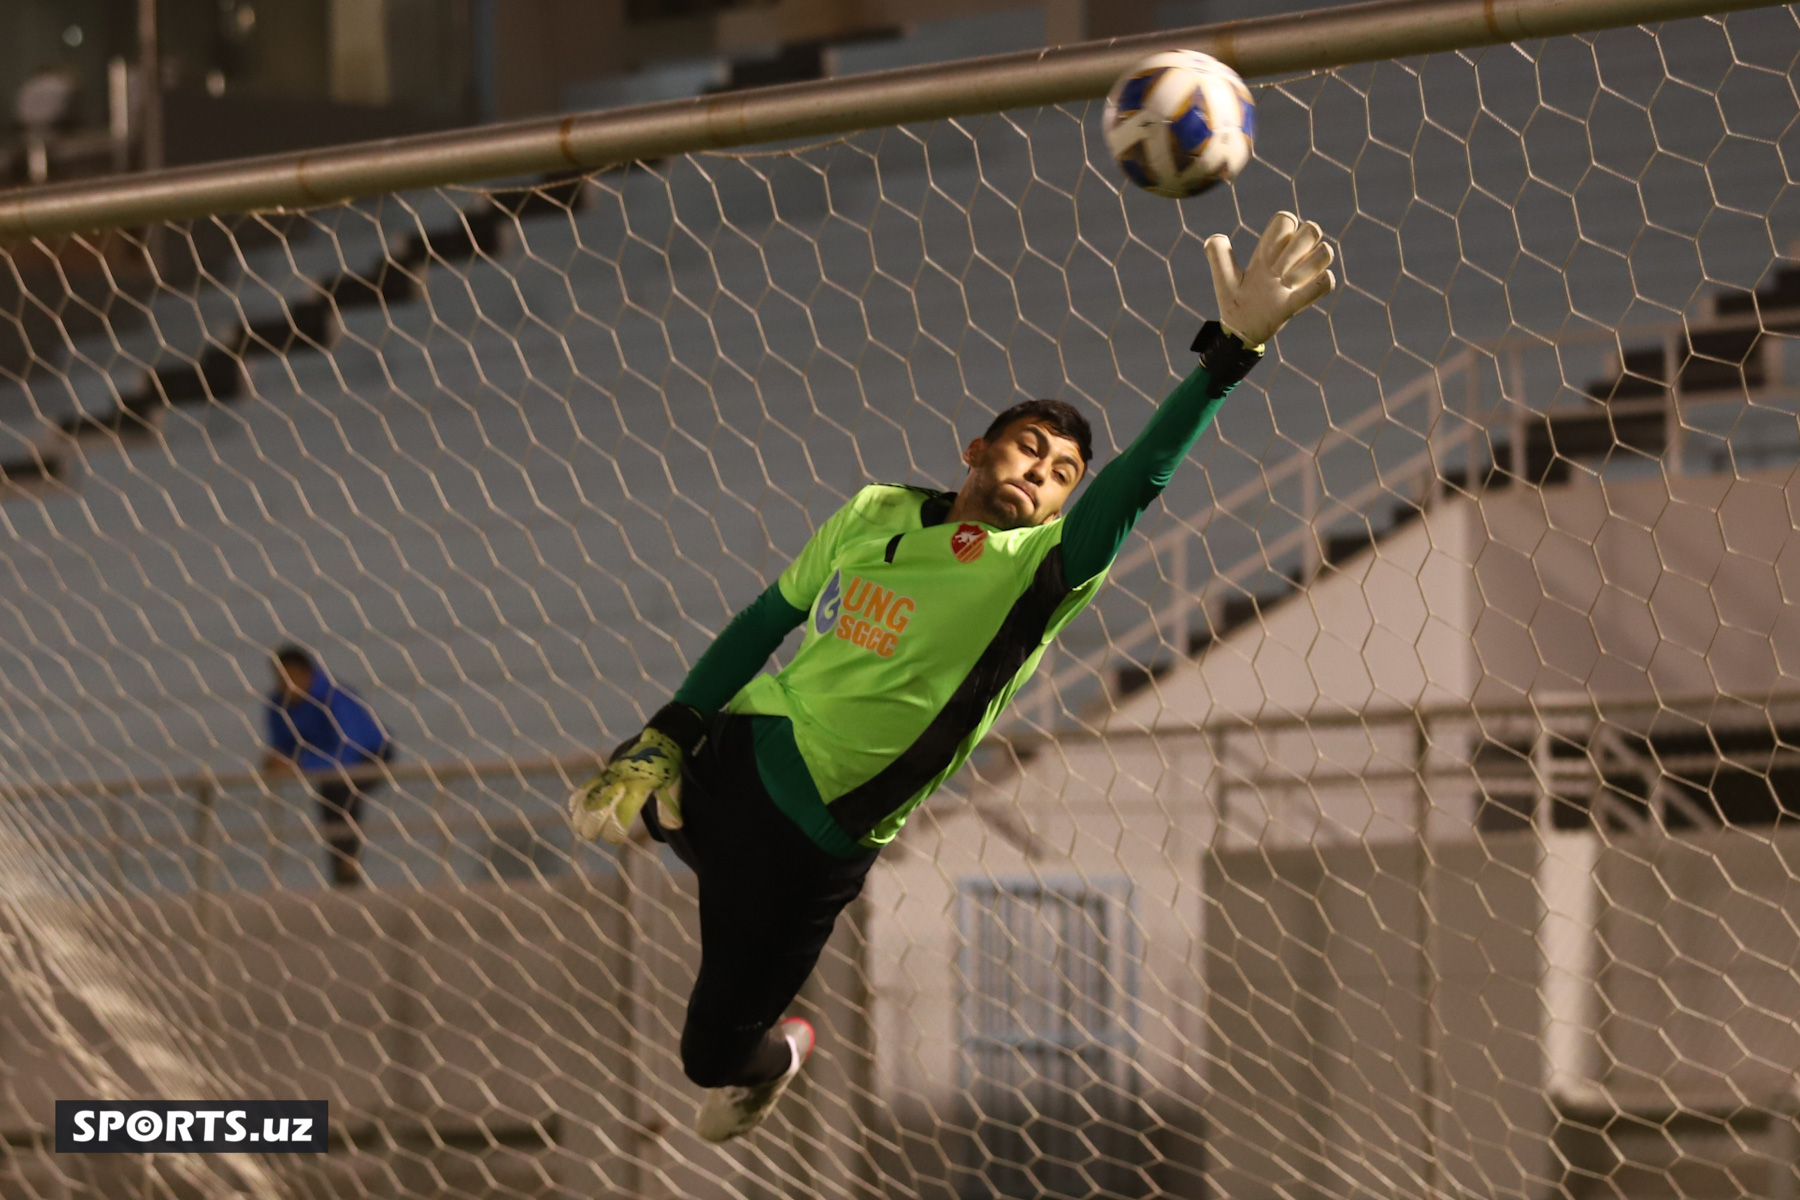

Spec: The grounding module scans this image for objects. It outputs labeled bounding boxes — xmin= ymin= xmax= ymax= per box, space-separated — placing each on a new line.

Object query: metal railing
xmin=1001 ymin=304 xmax=1799 ymax=744
xmin=1047 ymin=686 xmax=1800 ymax=841
xmin=0 ymin=0 xmax=1776 ymax=241
xmin=1018 ymin=347 xmax=1482 ymax=727
xmin=21 ymin=682 xmax=1800 ymax=902
xmin=2 ymin=753 xmax=603 ymax=898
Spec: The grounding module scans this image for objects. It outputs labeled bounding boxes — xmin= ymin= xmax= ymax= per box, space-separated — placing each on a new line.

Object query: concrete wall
xmin=1202 ymin=836 xmax=1547 ymax=1200
xmin=6 ymin=822 xmax=1798 ymax=1200
xmin=0 ymin=856 xmax=883 ymax=1200
xmin=963 ymin=462 xmax=1800 ymax=1196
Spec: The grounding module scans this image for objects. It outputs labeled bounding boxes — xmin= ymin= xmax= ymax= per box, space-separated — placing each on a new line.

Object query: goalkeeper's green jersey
xmin=727 ymin=485 xmax=1106 ymax=848
xmin=672 ymin=329 xmax=1262 ymax=856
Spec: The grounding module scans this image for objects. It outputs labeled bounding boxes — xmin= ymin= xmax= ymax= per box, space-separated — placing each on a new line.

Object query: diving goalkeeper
xmin=571 ymin=212 xmax=1335 ymax=1143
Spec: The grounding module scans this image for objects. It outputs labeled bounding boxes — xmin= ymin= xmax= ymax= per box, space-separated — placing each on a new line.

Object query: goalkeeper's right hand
xmin=569 ymin=727 xmax=682 ymax=844
xmin=569 ymin=703 xmax=705 ymax=844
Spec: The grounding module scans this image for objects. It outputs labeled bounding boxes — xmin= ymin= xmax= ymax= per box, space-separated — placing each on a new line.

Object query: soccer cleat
xmin=694 ymin=1017 xmax=815 ymax=1143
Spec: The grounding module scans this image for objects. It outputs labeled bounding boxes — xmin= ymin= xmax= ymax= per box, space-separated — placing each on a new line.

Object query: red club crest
xmin=951 ymin=523 xmax=987 ymax=563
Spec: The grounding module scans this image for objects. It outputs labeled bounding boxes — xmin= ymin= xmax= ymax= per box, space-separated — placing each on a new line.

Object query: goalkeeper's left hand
xmin=1204 ymin=211 xmax=1337 ymax=348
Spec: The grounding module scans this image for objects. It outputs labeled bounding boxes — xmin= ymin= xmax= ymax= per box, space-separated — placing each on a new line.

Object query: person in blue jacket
xmin=263 ymin=644 xmax=392 ymax=887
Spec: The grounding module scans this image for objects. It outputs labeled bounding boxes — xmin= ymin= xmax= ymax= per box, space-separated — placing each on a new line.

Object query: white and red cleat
xmin=694 ymin=1017 xmax=815 ymax=1143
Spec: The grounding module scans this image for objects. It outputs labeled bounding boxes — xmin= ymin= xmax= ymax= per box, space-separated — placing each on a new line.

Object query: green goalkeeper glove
xmin=1203 ymin=211 xmax=1337 ymax=348
xmin=568 ymin=704 xmax=705 ymax=845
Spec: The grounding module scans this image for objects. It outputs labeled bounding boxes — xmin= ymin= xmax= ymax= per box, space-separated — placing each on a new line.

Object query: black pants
xmin=315 ymin=780 xmax=375 ymax=886
xmin=644 ymin=715 xmax=878 ymax=1089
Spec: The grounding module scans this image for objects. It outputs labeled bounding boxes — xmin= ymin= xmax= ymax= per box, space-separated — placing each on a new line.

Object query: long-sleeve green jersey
xmin=673 ymin=335 xmax=1258 ymax=855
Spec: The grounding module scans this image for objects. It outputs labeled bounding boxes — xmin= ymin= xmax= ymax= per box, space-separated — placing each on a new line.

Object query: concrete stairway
xmin=0 ymin=176 xmax=589 ymax=492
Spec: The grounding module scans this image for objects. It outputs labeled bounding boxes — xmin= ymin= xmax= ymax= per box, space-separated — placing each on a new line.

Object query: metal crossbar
xmin=0 ymin=0 xmax=1779 ymax=240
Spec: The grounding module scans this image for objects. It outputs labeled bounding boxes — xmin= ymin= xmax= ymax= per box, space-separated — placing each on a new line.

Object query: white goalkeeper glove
xmin=1204 ymin=211 xmax=1337 ymax=348
xmin=570 ymin=706 xmax=703 ymax=844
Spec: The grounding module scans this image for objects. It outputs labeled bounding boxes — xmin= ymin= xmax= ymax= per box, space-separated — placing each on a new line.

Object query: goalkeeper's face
xmin=958 ymin=419 xmax=1086 ymax=530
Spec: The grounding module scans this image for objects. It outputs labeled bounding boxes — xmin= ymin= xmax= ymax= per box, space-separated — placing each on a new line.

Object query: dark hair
xmin=273 ymin=643 xmax=315 ymax=673
xmin=980 ymin=399 xmax=1094 ymax=469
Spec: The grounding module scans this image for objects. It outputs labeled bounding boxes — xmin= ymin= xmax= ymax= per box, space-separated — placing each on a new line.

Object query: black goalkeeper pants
xmin=643 ymin=715 xmax=878 ymax=1089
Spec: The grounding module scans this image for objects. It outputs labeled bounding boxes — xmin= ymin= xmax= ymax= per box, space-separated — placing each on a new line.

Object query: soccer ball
xmin=1103 ymin=51 xmax=1256 ymax=199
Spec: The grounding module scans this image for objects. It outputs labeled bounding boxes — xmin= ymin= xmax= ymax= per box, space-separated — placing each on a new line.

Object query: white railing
xmin=1002 ymin=302 xmax=1799 ymax=745
xmin=2 ymin=755 xmax=596 ymax=900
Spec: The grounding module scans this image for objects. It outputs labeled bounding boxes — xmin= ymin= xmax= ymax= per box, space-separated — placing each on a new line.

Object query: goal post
xmin=0 ymin=0 xmax=1772 ymax=240
xmin=0 ymin=1 xmax=1798 ymax=1198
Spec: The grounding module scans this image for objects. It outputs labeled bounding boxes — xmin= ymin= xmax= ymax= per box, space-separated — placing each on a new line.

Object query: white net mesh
xmin=1 ymin=7 xmax=1800 ymax=1198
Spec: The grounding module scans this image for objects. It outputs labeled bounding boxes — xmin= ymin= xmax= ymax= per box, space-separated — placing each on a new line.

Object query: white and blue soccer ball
xmin=1103 ymin=50 xmax=1256 ymax=199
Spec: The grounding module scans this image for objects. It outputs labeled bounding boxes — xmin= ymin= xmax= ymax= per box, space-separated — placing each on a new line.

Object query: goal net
xmin=0 ymin=5 xmax=1798 ymax=1198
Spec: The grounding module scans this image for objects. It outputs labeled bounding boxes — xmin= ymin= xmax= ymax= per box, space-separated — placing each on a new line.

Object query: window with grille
xmin=958 ymin=879 xmax=1146 ymax=1199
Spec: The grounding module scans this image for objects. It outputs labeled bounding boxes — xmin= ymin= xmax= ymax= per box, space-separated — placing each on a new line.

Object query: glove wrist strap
xmin=647 ymin=701 xmax=708 ymax=756
xmin=1191 ymin=320 xmax=1265 ymax=387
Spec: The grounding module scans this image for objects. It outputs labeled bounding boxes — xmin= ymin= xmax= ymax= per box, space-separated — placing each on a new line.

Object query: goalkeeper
xmin=571 ymin=212 xmax=1335 ymax=1143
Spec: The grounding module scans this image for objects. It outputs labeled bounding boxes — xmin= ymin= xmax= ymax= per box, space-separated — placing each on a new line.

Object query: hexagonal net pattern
xmin=2 ymin=9 xmax=1800 ymax=1199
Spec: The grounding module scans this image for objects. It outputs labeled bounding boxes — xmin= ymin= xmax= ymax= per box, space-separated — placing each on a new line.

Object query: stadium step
xmin=237 ymin=299 xmax=336 ymax=355
xmin=56 ymin=350 xmax=244 ymax=443
xmin=1523 ymin=407 xmax=1665 ymax=482
xmin=1587 ymin=328 xmax=1769 ymax=401
xmin=0 ymin=450 xmax=66 ymax=498
xmin=60 ymin=390 xmax=165 ymax=440
xmin=147 ymin=345 xmax=245 ymax=405
xmin=324 ymin=260 xmax=423 ymax=309
xmin=17 ymin=174 xmax=590 ymax=468
xmin=1550 ymin=1086 xmax=1800 ymax=1200
xmin=1437 ymin=416 xmax=1651 ymax=490
xmin=1111 ymin=657 xmax=1172 ymax=698
xmin=1099 ymin=387 xmax=1694 ymax=702
xmin=1715 ymin=262 xmax=1800 ymax=321
xmin=1102 ymin=352 xmax=1770 ymax=699
xmin=0 ymin=226 xmax=269 ymax=390
xmin=1439 ymin=455 xmax=1514 ymax=495
xmin=1109 ymin=458 xmax=1519 ymax=701
xmin=1113 ymin=586 xmax=1294 ymax=700
xmin=1584 ymin=266 xmax=1800 ymax=402
xmin=1321 ymin=524 xmax=1377 ymax=568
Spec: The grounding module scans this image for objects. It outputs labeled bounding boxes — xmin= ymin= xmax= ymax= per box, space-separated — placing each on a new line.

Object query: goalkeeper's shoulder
xmin=846 ymin=482 xmax=954 ymax=525
xmin=782 ymin=482 xmax=947 ymax=592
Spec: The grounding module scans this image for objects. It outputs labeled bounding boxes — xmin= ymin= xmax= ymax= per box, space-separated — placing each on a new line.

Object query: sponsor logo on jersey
xmin=951 ymin=523 xmax=986 ymax=563
xmin=832 ymin=575 xmax=916 ymax=659
xmin=814 ymin=569 xmax=843 ymax=636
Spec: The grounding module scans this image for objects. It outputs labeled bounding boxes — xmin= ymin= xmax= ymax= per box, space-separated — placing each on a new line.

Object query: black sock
xmin=732 ymin=1027 xmax=795 ymax=1087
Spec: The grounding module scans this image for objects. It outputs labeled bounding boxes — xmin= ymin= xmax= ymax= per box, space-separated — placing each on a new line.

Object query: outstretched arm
xmin=1061 ymin=326 xmax=1261 ymax=584
xmin=672 ymin=584 xmax=807 ymax=715
xmin=1062 ymin=212 xmax=1336 ymax=585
